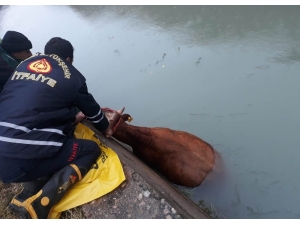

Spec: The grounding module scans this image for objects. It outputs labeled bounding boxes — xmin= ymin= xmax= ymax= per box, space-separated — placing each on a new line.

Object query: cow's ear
xmin=122 ymin=114 xmax=133 ymax=122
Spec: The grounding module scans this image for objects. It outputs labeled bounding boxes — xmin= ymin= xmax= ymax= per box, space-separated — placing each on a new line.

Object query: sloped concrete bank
xmin=82 ymin=122 xmax=211 ymax=219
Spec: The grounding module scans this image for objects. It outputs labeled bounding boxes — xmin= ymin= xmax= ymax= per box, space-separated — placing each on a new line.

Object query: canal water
xmin=1 ymin=5 xmax=300 ymax=219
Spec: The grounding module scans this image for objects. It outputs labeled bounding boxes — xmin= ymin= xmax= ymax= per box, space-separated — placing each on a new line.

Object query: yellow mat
xmin=49 ymin=123 xmax=126 ymax=219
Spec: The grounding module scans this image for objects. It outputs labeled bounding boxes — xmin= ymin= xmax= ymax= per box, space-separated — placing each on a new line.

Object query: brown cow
xmin=103 ymin=108 xmax=216 ymax=188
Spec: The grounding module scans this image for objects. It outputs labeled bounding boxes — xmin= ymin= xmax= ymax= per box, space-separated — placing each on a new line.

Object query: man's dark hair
xmin=44 ymin=37 xmax=74 ymax=61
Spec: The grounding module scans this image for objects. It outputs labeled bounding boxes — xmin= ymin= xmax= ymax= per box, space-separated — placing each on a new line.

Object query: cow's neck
xmin=113 ymin=123 xmax=152 ymax=149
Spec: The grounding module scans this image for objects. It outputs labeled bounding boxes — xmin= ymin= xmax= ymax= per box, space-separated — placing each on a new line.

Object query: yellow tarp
xmin=49 ymin=123 xmax=126 ymax=219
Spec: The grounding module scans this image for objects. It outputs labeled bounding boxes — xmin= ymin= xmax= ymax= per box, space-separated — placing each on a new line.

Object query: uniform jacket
xmin=0 ymin=53 xmax=109 ymax=159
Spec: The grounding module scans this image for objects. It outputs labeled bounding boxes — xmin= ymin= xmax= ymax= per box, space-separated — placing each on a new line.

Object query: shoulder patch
xmin=27 ymin=58 xmax=52 ymax=74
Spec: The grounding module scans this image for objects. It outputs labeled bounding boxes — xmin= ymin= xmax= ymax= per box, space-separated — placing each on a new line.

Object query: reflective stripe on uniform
xmin=0 ymin=121 xmax=64 ymax=135
xmin=0 ymin=136 xmax=63 ymax=146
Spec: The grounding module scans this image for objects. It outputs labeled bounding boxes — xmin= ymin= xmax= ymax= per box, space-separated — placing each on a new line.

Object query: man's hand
xmin=74 ymin=111 xmax=86 ymax=124
xmin=104 ymin=126 xmax=113 ymax=138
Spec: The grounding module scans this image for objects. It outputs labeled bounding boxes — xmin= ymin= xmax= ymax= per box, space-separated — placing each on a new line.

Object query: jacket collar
xmin=0 ymin=46 xmax=21 ymax=66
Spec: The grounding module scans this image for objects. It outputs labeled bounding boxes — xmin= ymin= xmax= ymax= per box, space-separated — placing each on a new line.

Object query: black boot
xmin=16 ymin=164 xmax=84 ymax=219
xmin=9 ymin=176 xmax=50 ymax=211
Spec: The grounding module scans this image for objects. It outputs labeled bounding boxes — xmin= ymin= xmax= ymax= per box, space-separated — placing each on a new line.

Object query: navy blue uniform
xmin=0 ymin=53 xmax=108 ymax=182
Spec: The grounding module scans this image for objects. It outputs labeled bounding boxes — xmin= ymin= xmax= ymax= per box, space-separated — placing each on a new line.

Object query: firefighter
xmin=0 ymin=37 xmax=113 ymax=219
xmin=0 ymin=30 xmax=32 ymax=93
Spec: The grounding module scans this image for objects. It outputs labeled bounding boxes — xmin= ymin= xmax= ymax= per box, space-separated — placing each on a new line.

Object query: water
xmin=1 ymin=5 xmax=300 ymax=219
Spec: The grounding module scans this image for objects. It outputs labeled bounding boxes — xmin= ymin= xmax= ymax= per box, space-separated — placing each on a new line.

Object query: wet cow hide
xmin=108 ymin=112 xmax=216 ymax=188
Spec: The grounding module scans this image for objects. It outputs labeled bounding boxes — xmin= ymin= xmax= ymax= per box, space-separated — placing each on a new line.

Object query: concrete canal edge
xmin=82 ymin=121 xmax=211 ymax=219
